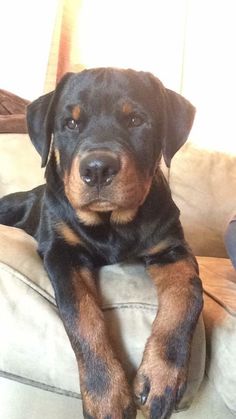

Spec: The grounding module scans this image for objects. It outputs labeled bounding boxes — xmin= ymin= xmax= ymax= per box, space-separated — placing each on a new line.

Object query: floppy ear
xmin=27 ymin=72 xmax=74 ymax=167
xmin=27 ymin=92 xmax=54 ymax=167
xmin=163 ymin=89 xmax=196 ymax=168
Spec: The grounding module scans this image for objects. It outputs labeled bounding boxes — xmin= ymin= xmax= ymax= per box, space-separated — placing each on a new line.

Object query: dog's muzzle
xmin=79 ymin=151 xmax=121 ymax=188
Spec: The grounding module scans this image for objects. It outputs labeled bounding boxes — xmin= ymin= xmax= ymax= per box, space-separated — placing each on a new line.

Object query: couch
xmin=0 ymin=133 xmax=235 ymax=419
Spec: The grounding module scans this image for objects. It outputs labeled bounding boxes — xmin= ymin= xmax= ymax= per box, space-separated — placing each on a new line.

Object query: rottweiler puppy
xmin=0 ymin=68 xmax=203 ymax=419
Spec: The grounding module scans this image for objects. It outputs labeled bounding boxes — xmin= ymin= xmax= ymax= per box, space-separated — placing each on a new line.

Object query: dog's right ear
xmin=27 ymin=72 xmax=74 ymax=168
xmin=27 ymin=91 xmax=54 ymax=167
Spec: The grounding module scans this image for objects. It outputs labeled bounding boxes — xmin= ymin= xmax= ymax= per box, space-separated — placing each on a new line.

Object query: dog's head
xmin=27 ymin=68 xmax=195 ymax=223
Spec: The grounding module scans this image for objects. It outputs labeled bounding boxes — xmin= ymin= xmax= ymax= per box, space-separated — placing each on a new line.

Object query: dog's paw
xmin=81 ymin=367 xmax=136 ymax=419
xmin=133 ymin=348 xmax=188 ymax=419
xmin=83 ymin=402 xmax=136 ymax=419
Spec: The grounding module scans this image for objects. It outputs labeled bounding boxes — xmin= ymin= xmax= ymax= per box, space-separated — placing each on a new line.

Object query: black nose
xmin=79 ymin=152 xmax=121 ymax=187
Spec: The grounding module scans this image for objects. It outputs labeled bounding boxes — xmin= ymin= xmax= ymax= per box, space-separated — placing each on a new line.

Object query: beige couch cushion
xmin=0 ymin=133 xmax=44 ymax=196
xmin=0 ymin=225 xmax=205 ymax=412
xmin=170 ymin=143 xmax=236 ymax=257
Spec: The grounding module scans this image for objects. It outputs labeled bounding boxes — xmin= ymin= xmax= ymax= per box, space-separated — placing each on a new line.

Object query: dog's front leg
xmin=134 ymin=252 xmax=203 ymax=419
xmin=44 ymin=241 xmax=136 ymax=419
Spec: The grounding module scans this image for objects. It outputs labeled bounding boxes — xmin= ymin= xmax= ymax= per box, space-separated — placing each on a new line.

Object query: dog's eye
xmin=65 ymin=119 xmax=79 ymax=130
xmin=127 ymin=114 xmax=143 ymax=128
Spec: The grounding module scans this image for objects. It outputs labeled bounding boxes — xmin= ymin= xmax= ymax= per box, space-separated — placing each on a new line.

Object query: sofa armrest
xmin=198 ymin=256 xmax=236 ymax=414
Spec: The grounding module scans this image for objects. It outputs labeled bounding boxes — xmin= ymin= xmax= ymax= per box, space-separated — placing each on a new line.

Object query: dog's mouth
xmin=86 ymin=199 xmax=119 ymax=212
xmin=64 ymin=152 xmax=154 ymax=217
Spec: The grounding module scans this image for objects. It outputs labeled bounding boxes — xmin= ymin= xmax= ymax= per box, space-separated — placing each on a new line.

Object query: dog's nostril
xmin=82 ymin=168 xmax=94 ymax=185
xmin=102 ymin=166 xmax=118 ymax=183
xmin=79 ymin=153 xmax=120 ymax=187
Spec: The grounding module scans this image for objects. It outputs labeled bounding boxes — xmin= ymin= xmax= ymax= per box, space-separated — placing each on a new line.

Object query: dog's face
xmin=27 ymin=68 xmax=195 ymax=222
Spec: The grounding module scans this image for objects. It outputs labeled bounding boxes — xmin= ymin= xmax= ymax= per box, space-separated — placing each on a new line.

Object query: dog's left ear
xmin=27 ymin=72 xmax=74 ymax=167
xmin=163 ymin=88 xmax=196 ymax=167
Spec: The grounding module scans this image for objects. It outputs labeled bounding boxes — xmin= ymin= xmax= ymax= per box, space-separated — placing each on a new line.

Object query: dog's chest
xmin=81 ymin=223 xmax=142 ymax=266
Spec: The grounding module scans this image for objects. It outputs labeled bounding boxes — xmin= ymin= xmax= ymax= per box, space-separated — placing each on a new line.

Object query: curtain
xmin=45 ymin=0 xmax=83 ymax=92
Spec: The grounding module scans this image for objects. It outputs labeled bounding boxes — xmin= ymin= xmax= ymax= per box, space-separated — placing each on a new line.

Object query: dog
xmin=0 ymin=68 xmax=203 ymax=419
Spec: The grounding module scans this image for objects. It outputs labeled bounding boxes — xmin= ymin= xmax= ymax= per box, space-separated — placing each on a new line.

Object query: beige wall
xmin=0 ymin=0 xmax=57 ymax=100
xmin=71 ymin=0 xmax=236 ymax=153
xmin=183 ymin=0 xmax=236 ymax=153
xmin=72 ymin=0 xmax=187 ymax=92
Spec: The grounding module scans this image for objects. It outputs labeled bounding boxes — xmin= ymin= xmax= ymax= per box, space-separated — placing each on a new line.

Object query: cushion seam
xmin=0 ymin=261 xmax=56 ymax=306
xmin=0 ymin=370 xmax=81 ymax=399
xmin=203 ymin=289 xmax=236 ymax=317
xmin=102 ymin=303 xmax=157 ymax=311
xmin=0 ymin=370 xmax=195 ymax=413
xmin=0 ymin=263 xmax=158 ymax=311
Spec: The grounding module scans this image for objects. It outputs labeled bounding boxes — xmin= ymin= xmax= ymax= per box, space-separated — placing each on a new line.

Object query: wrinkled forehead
xmin=56 ymin=68 xmax=162 ymax=112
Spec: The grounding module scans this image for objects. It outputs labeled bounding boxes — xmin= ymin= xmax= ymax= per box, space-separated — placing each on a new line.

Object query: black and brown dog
xmin=0 ymin=68 xmax=203 ymax=419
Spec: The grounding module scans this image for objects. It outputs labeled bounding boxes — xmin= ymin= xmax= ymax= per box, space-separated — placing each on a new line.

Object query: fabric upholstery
xmin=198 ymin=257 xmax=236 ymax=413
xmin=0 ymin=134 xmax=44 ymax=197
xmin=170 ymin=143 xmax=236 ymax=257
xmin=0 ymin=225 xmax=205 ymax=412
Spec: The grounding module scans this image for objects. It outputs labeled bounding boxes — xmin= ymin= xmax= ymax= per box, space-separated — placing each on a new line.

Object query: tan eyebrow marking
xmin=122 ymin=102 xmax=133 ymax=114
xmin=72 ymin=105 xmax=81 ymax=120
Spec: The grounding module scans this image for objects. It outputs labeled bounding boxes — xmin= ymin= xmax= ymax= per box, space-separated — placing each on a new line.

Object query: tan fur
xmin=54 ymin=148 xmax=60 ymax=167
xmin=72 ymin=105 xmax=81 ymax=120
xmin=143 ymin=239 xmax=171 ymax=256
xmin=56 ymin=222 xmax=82 ymax=246
xmin=111 ymin=208 xmax=137 ymax=224
xmin=111 ymin=154 xmax=152 ymax=209
xmin=147 ymin=259 xmax=197 ymax=330
xmin=76 ymin=209 xmax=102 ymax=226
xmin=64 ymin=156 xmax=83 ymax=207
xmin=148 ymin=259 xmax=196 ymax=289
xmin=64 ymin=158 xmax=104 ymax=225
xmin=71 ymin=269 xmax=133 ymax=417
xmin=134 ymin=258 xmax=197 ymax=415
xmin=122 ymin=102 xmax=133 ymax=114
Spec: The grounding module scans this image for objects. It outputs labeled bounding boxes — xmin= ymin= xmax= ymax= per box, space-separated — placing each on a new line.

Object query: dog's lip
xmin=86 ymin=199 xmax=119 ymax=212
